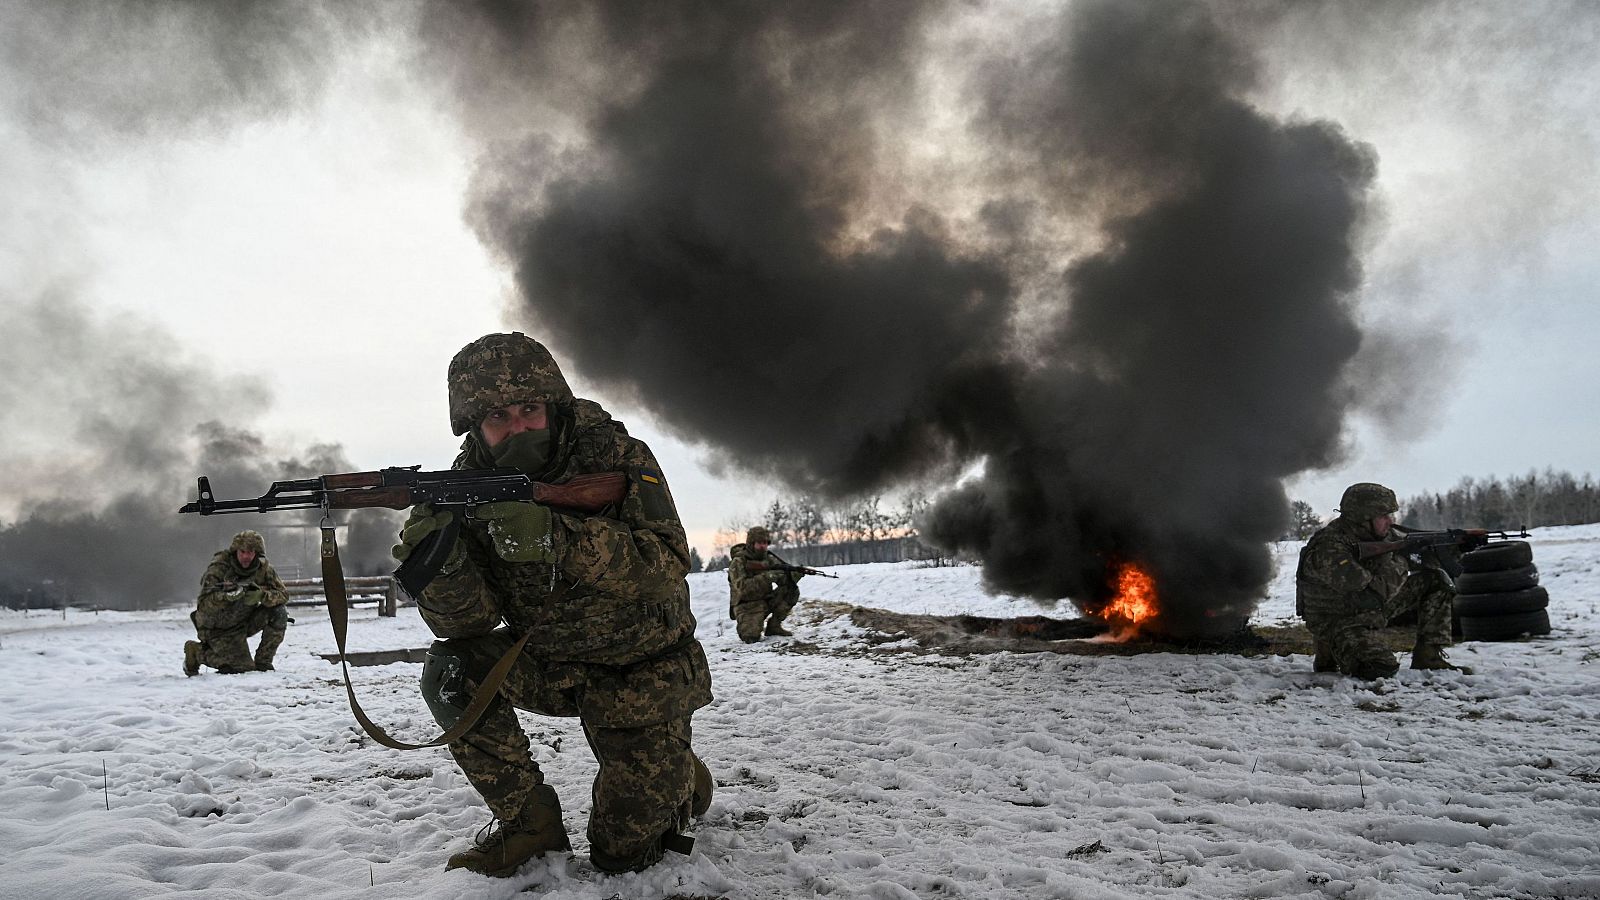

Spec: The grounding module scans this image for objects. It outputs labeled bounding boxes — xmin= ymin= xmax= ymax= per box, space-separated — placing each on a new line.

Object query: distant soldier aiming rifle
xmin=727 ymin=526 xmax=834 ymax=643
xmin=1296 ymin=482 xmax=1527 ymax=679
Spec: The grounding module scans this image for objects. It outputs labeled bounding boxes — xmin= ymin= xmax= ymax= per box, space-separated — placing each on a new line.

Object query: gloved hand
xmin=475 ymin=501 xmax=556 ymax=564
xmin=392 ymin=504 xmax=457 ymax=563
xmin=238 ymin=584 xmax=264 ymax=606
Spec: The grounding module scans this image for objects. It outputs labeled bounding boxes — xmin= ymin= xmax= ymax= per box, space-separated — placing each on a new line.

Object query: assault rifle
xmin=178 ymin=466 xmax=627 ymax=596
xmin=747 ymin=559 xmax=840 ymax=579
xmin=179 ymin=466 xmax=633 ymax=753
xmin=1356 ymin=526 xmax=1530 ymax=561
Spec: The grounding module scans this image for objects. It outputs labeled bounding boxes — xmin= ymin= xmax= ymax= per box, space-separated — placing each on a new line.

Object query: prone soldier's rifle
xmin=179 ymin=466 xmax=627 ymax=750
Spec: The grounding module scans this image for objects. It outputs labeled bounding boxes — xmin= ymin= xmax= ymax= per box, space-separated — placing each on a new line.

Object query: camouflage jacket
xmin=418 ymin=400 xmax=707 ymax=675
xmin=1295 ymin=516 xmax=1409 ymax=620
xmin=727 ymin=542 xmax=795 ymax=607
xmin=195 ymin=551 xmax=289 ymax=630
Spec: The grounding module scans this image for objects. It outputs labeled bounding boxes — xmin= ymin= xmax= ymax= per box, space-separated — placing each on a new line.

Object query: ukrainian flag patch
xmin=639 ymin=469 xmax=662 ymax=485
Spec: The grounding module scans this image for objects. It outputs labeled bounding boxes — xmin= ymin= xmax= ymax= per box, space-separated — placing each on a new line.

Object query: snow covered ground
xmin=2 ymin=526 xmax=1597 ymax=900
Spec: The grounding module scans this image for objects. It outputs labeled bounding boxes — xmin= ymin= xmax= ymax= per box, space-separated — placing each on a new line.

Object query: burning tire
xmin=1458 ymin=607 xmax=1552 ymax=641
xmin=1460 ymin=541 xmax=1533 ymax=573
xmin=1454 ymin=585 xmax=1549 ymax=618
xmin=1455 ymin=564 xmax=1540 ymax=595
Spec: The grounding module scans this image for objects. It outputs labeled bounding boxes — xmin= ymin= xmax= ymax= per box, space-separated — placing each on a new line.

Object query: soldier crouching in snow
xmin=1296 ymin=482 xmax=1471 ymax=678
xmin=392 ymin=332 xmax=713 ymax=878
xmin=727 ymin=526 xmax=801 ymax=642
xmin=184 ymin=529 xmax=290 ymax=675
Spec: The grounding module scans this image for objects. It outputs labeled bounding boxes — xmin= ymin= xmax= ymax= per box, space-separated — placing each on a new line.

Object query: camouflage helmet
xmin=1338 ymin=482 xmax=1398 ymax=521
xmin=746 ymin=526 xmax=772 ymax=545
xmin=230 ymin=530 xmax=266 ymax=554
xmin=447 ymin=333 xmax=575 ymax=436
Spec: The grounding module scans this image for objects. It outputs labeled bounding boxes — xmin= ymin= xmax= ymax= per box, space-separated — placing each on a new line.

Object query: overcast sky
xmin=1 ymin=1 xmax=1595 ymax=560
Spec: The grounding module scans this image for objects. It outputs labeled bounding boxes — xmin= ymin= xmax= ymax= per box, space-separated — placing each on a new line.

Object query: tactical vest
xmin=454 ymin=403 xmax=696 ymax=667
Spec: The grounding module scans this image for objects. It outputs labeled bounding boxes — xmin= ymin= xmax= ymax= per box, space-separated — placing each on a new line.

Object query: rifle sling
xmin=321 ymin=523 xmax=530 ymax=751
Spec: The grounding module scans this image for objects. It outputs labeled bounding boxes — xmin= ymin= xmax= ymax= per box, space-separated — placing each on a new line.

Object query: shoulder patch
xmin=631 ymin=465 xmax=677 ymax=521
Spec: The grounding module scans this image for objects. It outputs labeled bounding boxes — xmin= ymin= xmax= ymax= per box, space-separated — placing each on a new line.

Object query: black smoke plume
xmin=430 ymin=1 xmax=1387 ymax=635
xmin=0 ymin=297 xmax=399 ymax=610
xmin=916 ymin=3 xmax=1379 ymax=636
xmin=433 ymin=1 xmax=1016 ymax=492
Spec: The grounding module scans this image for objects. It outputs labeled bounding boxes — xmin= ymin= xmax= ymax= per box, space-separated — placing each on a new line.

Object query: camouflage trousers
xmin=426 ymin=629 xmax=700 ymax=870
xmin=732 ymin=579 xmax=798 ymax=642
xmin=192 ymin=605 xmax=287 ymax=672
xmin=1303 ymin=569 xmax=1455 ymax=679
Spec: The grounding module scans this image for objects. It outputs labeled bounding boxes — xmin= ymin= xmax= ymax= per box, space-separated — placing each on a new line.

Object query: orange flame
xmin=1101 ymin=560 xmax=1159 ymax=637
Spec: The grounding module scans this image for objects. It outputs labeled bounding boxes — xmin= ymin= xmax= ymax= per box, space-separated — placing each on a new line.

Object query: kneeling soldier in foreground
xmin=395 ymin=333 xmax=713 ymax=877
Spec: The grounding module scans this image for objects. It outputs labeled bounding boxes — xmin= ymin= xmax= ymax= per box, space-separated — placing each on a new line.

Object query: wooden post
xmin=382 ymin=578 xmax=397 ymax=618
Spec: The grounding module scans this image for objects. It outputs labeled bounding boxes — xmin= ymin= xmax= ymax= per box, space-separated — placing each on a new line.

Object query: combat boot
xmin=1411 ymin=644 xmax=1473 ymax=675
xmin=253 ymin=653 xmax=276 ymax=672
xmin=764 ymin=616 xmax=793 ymax=637
xmin=183 ymin=641 xmax=201 ymax=677
xmin=445 ymin=783 xmax=570 ymax=877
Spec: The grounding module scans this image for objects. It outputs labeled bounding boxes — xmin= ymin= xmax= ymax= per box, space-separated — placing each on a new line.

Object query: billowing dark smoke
xmin=0 ymin=297 xmax=399 ymax=610
xmin=915 ymin=3 xmax=1379 ymax=636
xmin=434 ymin=2 xmax=1015 ymax=492
xmin=431 ymin=0 xmax=1390 ymax=636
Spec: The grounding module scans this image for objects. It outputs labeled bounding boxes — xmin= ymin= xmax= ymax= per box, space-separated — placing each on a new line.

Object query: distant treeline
xmin=1399 ymin=468 xmax=1599 ymax=531
xmin=1285 ymin=468 xmax=1600 ymax=541
xmin=707 ymin=493 xmax=937 ymax=571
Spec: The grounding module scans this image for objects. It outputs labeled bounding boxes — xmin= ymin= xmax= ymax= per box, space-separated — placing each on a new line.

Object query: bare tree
xmin=1286 ymin=500 xmax=1322 ymax=539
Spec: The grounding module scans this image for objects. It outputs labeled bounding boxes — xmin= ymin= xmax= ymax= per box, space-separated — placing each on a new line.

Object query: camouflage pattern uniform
xmin=727 ymin=527 xmax=800 ymax=643
xmin=1296 ymin=483 xmax=1459 ymax=679
xmin=187 ymin=530 xmax=290 ymax=674
xmin=415 ymin=333 xmax=712 ymax=876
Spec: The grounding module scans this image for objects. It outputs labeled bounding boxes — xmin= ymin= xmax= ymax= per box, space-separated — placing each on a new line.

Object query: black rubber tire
xmin=1454 ymin=585 xmax=1549 ymax=617
xmin=1454 ymin=564 xmax=1540 ymax=595
xmin=1458 ymin=608 xmax=1551 ymax=641
xmin=1460 ymin=541 xmax=1533 ymax=573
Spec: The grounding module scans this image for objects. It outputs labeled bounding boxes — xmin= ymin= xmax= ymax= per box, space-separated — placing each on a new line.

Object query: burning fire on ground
xmin=1096 ymin=559 xmax=1160 ymax=641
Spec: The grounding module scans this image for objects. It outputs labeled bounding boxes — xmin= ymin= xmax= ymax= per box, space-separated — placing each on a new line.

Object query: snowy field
xmin=2 ymin=526 xmax=1598 ymax=900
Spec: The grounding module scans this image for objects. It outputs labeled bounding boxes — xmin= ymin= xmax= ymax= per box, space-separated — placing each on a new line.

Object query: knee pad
xmin=419 ymin=641 xmax=472 ymax=729
xmin=265 ymin=605 xmax=290 ymax=629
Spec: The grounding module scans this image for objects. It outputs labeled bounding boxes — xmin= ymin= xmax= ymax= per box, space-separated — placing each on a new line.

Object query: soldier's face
xmin=235 ymin=548 xmax=257 ymax=567
xmin=752 ymin=540 xmax=770 ymax=553
xmin=480 ymin=402 xmax=548 ymax=448
xmin=1370 ymin=513 xmax=1394 ymax=537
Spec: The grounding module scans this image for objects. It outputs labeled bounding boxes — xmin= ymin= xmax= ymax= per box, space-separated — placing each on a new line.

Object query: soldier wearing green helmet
xmin=392 ymin=332 xmax=713 ymax=878
xmin=1295 ymin=482 xmax=1470 ymax=678
xmin=183 ymin=529 xmax=290 ymax=676
xmin=727 ymin=525 xmax=802 ymax=642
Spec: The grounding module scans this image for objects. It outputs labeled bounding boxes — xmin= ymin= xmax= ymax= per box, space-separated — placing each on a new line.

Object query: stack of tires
xmin=1453 ymin=540 xmax=1552 ymax=641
